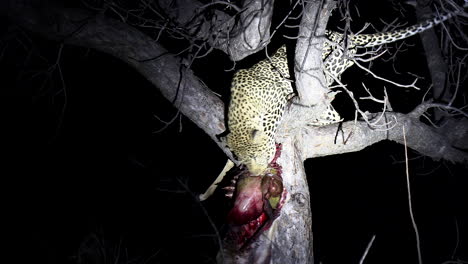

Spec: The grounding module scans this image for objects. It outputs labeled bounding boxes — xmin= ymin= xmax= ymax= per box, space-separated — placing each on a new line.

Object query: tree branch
xmin=301 ymin=108 xmax=468 ymax=164
xmin=156 ymin=0 xmax=275 ymax=61
xmin=3 ymin=3 xmax=231 ymax=155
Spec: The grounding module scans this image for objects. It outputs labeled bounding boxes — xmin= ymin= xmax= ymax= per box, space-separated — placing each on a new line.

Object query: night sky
xmin=7 ymin=0 xmax=468 ymax=263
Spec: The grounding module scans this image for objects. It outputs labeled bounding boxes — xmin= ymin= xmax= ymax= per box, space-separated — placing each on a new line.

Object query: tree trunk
xmin=416 ymin=0 xmax=449 ymax=122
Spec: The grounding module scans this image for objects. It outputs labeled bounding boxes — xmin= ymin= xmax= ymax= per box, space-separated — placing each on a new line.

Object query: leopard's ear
xmin=250 ymin=129 xmax=268 ymax=144
xmin=250 ymin=129 xmax=259 ymax=141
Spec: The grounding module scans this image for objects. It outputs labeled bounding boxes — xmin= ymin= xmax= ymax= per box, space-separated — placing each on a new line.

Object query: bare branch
xmin=4 ymin=3 xmax=231 ymax=156
xmin=410 ymin=101 xmax=468 ymax=119
xmin=353 ymin=59 xmax=421 ymax=90
xmin=154 ymin=0 xmax=275 ymax=61
xmin=300 ymin=107 xmax=468 ymax=163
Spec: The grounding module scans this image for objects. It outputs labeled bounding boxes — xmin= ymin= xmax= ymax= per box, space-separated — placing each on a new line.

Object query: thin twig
xmin=451 ymin=218 xmax=460 ymax=259
xmin=359 ymin=235 xmax=376 ymax=264
xmin=175 ymin=177 xmax=225 ymax=263
xmin=403 ymin=125 xmax=423 ymax=264
xmin=353 ymin=59 xmax=421 ymax=90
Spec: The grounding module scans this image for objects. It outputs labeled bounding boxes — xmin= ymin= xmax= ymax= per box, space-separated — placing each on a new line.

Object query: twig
xmin=197 ymin=1 xmax=242 ymax=12
xmin=359 ymin=235 xmax=376 ymax=264
xmin=270 ymin=0 xmax=301 ymax=40
xmin=152 ymin=111 xmax=180 ymax=133
xmin=175 ymin=177 xmax=225 ymax=262
xmin=403 ymin=125 xmax=423 ymax=264
xmin=451 ymin=218 xmax=460 ymax=259
xmin=353 ymin=59 xmax=421 ymax=90
xmin=329 ymin=72 xmax=395 ymax=130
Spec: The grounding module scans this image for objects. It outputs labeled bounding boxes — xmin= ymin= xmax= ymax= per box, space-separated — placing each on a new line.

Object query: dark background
xmin=5 ymin=0 xmax=467 ymax=263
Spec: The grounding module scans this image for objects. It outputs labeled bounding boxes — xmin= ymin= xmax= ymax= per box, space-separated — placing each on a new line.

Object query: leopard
xmin=226 ymin=45 xmax=294 ymax=176
xmin=199 ymin=45 xmax=341 ymax=202
xmin=224 ymin=46 xmax=345 ymax=178
xmin=199 ymin=45 xmax=299 ymax=201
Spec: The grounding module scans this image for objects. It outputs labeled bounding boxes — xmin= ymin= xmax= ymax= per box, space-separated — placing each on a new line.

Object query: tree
xmin=7 ymin=0 xmax=467 ymax=263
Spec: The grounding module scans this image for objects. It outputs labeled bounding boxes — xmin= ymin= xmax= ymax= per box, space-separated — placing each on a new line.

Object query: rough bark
xmin=294 ymin=0 xmax=335 ymax=107
xmin=298 ymin=108 xmax=468 ymax=163
xmin=272 ymin=136 xmax=314 ymax=263
xmin=156 ymin=0 xmax=275 ymax=61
